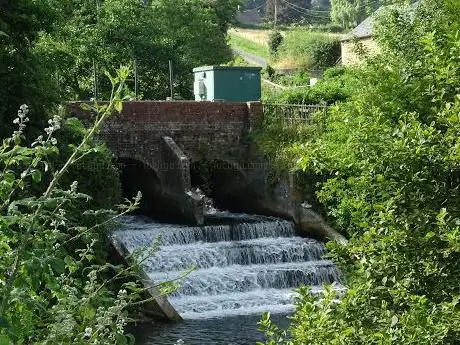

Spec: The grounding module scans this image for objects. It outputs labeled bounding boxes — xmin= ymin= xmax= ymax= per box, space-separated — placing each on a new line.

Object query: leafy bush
xmin=54 ymin=117 xmax=121 ymax=210
xmin=0 ymin=69 xmax=175 ymax=344
xmin=268 ymin=30 xmax=283 ymax=56
xmin=258 ymin=1 xmax=460 ymax=344
xmin=265 ymin=66 xmax=359 ymax=104
xmin=277 ymin=30 xmax=341 ymax=70
xmin=311 ymin=23 xmax=344 ymax=33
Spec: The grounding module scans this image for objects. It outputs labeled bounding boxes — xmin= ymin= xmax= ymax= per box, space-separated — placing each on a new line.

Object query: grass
xmin=228 ymin=27 xmax=341 ymax=70
xmin=274 ymin=29 xmax=341 ymax=69
xmin=229 ymin=28 xmax=270 ymax=46
xmin=228 ymin=31 xmax=270 ymax=60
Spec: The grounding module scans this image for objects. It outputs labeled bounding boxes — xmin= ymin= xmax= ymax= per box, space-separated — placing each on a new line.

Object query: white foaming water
xmin=114 ymin=213 xmax=341 ymax=320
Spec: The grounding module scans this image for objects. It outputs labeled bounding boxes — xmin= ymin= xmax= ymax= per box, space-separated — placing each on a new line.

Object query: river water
xmin=114 ymin=213 xmax=341 ymax=344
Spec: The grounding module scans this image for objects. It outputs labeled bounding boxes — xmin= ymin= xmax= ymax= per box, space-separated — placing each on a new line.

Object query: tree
xmin=0 ymin=0 xmax=59 ymax=138
xmin=330 ymin=0 xmax=391 ymax=29
xmin=37 ymin=0 xmax=239 ymax=101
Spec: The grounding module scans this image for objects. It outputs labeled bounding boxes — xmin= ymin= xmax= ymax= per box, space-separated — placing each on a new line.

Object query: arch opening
xmin=190 ymin=159 xmax=251 ymax=213
xmin=118 ymin=158 xmax=188 ymax=222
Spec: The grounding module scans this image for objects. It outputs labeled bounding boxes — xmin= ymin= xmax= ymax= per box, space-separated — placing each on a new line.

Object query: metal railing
xmin=262 ymin=103 xmax=329 ymax=125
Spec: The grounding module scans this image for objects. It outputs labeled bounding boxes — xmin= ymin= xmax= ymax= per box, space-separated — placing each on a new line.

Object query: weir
xmin=113 ymin=212 xmax=342 ymax=321
xmin=71 ymin=100 xmax=345 ymax=326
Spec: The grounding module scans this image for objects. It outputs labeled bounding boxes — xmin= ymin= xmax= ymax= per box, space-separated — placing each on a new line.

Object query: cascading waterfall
xmin=114 ymin=212 xmax=342 ymax=321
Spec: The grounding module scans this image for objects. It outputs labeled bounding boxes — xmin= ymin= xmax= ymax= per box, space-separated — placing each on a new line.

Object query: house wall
xmin=341 ymin=37 xmax=379 ymax=66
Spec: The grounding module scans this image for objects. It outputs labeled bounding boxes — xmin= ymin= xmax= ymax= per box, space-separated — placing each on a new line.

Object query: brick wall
xmin=68 ymin=101 xmax=257 ymax=166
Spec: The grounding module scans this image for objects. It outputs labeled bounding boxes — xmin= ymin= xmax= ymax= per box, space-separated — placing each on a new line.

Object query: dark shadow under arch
xmin=190 ymin=159 xmax=252 ymax=213
xmin=118 ymin=158 xmax=188 ymax=222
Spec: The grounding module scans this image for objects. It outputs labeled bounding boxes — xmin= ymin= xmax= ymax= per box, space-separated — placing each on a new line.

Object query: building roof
xmin=340 ymin=9 xmax=381 ymax=42
xmin=341 ymin=1 xmax=419 ymax=42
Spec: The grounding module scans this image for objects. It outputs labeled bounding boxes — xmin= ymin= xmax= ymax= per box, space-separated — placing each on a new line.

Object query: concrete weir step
xmin=111 ymin=213 xmax=342 ymax=321
xmin=109 ymin=236 xmax=182 ymax=321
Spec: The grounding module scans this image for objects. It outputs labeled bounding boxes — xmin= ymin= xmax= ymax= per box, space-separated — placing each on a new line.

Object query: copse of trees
xmin=1 ymin=0 xmax=240 ymax=132
xmin=330 ymin=0 xmax=386 ymax=29
xmin=36 ymin=0 xmax=240 ymax=101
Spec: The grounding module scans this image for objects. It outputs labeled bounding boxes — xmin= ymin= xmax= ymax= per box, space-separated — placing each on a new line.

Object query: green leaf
xmin=0 ymin=335 xmax=10 ymax=345
xmin=425 ymin=231 xmax=436 ymax=239
xmin=391 ymin=315 xmax=398 ymax=327
xmin=50 ymin=258 xmax=65 ymax=274
xmin=31 ymin=170 xmax=42 ymax=183
xmin=114 ymin=100 xmax=123 ymax=113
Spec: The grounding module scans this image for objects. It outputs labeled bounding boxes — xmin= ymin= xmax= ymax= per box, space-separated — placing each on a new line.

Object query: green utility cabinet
xmin=193 ymin=66 xmax=262 ymax=102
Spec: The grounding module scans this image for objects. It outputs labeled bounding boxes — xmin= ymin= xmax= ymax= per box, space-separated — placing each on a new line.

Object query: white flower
xmin=84 ymin=327 xmax=92 ymax=338
xmin=70 ymin=181 xmax=78 ymax=192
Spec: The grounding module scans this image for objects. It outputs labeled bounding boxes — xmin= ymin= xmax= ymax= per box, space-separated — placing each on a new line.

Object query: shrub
xmin=277 ymin=30 xmax=341 ymax=70
xmin=265 ymin=66 xmax=359 ymax=104
xmin=0 ymin=68 xmax=175 ymax=344
xmin=258 ymin=1 xmax=460 ymax=344
xmin=268 ymin=30 xmax=283 ymax=55
xmin=312 ymin=23 xmax=345 ymax=33
xmin=54 ymin=117 xmax=121 ymax=210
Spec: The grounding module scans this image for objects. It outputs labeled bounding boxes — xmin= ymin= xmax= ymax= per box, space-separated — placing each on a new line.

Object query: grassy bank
xmin=228 ymin=31 xmax=270 ymax=59
xmin=275 ymin=29 xmax=341 ymax=69
xmin=229 ymin=27 xmax=341 ymax=70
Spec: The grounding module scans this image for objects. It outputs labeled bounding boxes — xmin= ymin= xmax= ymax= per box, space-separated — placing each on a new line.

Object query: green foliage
xmin=224 ymin=55 xmax=251 ymax=66
xmin=265 ymin=67 xmax=359 ymax=104
xmin=258 ymin=0 xmax=460 ymax=343
xmin=268 ymin=30 xmax=283 ymax=56
xmin=276 ymin=29 xmax=340 ymax=70
xmin=54 ymin=118 xmax=121 ymax=210
xmin=266 ymin=70 xmax=311 ymax=87
xmin=0 ymin=0 xmax=60 ymax=138
xmin=311 ymin=22 xmax=344 ymax=33
xmin=0 ymin=69 xmax=176 ymax=344
xmin=331 ymin=0 xmax=391 ymax=29
xmin=36 ymin=0 xmax=239 ymax=100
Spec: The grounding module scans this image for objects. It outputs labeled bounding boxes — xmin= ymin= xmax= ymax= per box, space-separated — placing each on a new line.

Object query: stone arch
xmin=118 ymin=157 xmax=163 ymax=216
xmin=118 ymin=156 xmax=196 ymax=223
xmin=190 ymin=158 xmax=251 ymax=212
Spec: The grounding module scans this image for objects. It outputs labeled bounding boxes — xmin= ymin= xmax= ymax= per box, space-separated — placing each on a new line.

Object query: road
xmin=232 ymin=47 xmax=268 ymax=68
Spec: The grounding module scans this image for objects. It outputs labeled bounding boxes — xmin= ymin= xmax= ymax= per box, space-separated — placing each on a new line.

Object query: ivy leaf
xmin=391 ymin=315 xmax=398 ymax=327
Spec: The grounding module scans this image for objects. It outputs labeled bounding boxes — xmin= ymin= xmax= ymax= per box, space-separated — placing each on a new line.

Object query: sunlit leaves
xmin=259 ymin=1 xmax=460 ymax=344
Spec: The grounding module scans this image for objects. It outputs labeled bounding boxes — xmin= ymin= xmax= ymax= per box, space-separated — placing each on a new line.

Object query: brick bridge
xmin=69 ymin=101 xmax=268 ymax=225
xmin=69 ymin=101 xmax=344 ymax=244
